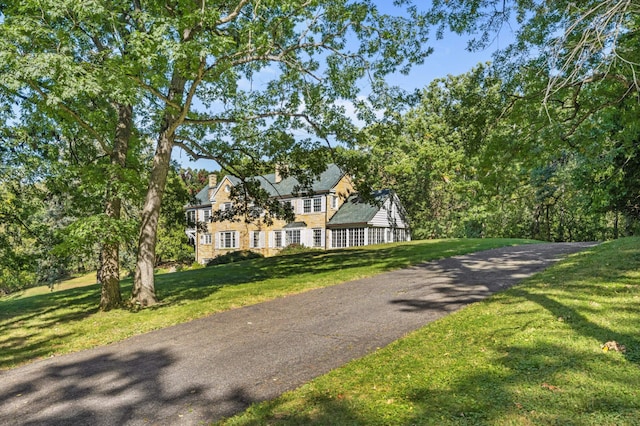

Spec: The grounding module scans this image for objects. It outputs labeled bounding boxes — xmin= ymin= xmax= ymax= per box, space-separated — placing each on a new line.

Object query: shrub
xmin=278 ymin=243 xmax=321 ymax=256
xmin=206 ymin=250 xmax=264 ymax=266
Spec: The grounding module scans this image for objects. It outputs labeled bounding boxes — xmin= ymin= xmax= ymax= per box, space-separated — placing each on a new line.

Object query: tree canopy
xmin=356 ymin=0 xmax=640 ymax=242
xmin=3 ymin=0 xmax=638 ymax=306
xmin=0 ymin=0 xmax=431 ymax=306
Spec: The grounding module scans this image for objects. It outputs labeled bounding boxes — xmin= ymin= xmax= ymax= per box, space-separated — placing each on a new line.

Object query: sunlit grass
xmin=0 ymin=238 xmax=532 ymax=370
xmin=220 ymin=237 xmax=640 ymax=425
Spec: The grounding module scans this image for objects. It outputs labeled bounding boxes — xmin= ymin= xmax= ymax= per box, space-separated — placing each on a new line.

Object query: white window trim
xmin=250 ymin=231 xmax=265 ymax=249
xmin=216 ymin=231 xmax=239 ymax=249
xmin=200 ymin=233 xmax=212 ymax=245
xmin=303 ymin=198 xmax=312 ymax=213
xmin=285 ymin=229 xmax=301 ymax=246
xmin=312 ymin=228 xmax=324 ymax=248
xmin=275 ymin=230 xmax=283 ymax=248
xmin=186 ymin=210 xmax=196 ymax=224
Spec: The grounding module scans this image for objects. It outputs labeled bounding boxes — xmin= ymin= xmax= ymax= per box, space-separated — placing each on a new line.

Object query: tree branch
xmin=26 ymin=81 xmax=110 ymax=154
xmin=217 ymin=0 xmax=251 ymax=25
xmin=129 ymin=75 xmax=183 ymax=110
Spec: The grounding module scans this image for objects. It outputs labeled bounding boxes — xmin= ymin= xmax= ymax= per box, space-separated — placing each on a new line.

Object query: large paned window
xmin=274 ymin=231 xmax=283 ymax=248
xmin=331 ymin=229 xmax=347 ymax=248
xmin=303 ymin=198 xmax=312 ymax=213
xmin=312 ymin=228 xmax=323 ymax=247
xmin=332 ymin=228 xmax=367 ymax=248
xmin=302 ymin=197 xmax=323 ymax=214
xmin=368 ymin=227 xmax=386 ymax=245
xmin=200 ymin=233 xmax=212 ymax=245
xmin=285 ymin=229 xmax=301 ymax=246
xmin=203 ymin=208 xmax=212 ymax=222
xmin=392 ymin=228 xmax=409 ymax=242
xmin=349 ymin=228 xmax=365 ymax=247
xmin=219 ymin=231 xmax=237 ymax=249
xmin=186 ymin=210 xmax=196 ymax=225
xmin=250 ymin=231 xmax=263 ymax=248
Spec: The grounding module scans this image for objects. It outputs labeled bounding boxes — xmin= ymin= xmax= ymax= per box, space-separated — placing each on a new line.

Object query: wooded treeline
xmin=1 ymin=1 xmax=639 ymax=308
xmin=364 ymin=63 xmax=640 ymax=242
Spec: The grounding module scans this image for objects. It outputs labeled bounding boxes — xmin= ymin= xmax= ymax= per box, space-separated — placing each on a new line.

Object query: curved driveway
xmin=0 ymin=242 xmax=597 ymax=425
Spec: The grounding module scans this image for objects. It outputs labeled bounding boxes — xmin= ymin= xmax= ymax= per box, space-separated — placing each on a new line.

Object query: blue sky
xmin=172 ymin=2 xmax=515 ymax=171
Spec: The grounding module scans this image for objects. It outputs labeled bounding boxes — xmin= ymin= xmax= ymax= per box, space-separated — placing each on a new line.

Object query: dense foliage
xmin=362 ymin=1 xmax=640 ymax=241
xmin=0 ymin=1 xmax=431 ymax=306
xmin=2 ymin=0 xmax=639 ymax=302
xmin=364 ymin=63 xmax=640 ymax=241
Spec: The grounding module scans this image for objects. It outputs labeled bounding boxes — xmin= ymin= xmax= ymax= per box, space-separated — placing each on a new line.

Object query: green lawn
xmin=220 ymin=237 xmax=640 ymax=425
xmin=0 ymin=238 xmax=531 ymax=370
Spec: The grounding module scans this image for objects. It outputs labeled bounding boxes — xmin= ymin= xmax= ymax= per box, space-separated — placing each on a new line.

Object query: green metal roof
xmin=283 ymin=221 xmax=307 ymax=229
xmin=186 ymin=185 xmax=211 ymax=208
xmin=250 ymin=163 xmax=344 ymax=197
xmin=187 ymin=164 xmax=345 ymax=208
xmin=327 ymin=189 xmax=391 ymax=226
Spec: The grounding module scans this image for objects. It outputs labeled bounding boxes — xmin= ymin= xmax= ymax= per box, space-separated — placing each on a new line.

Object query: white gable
xmin=368 ymin=194 xmax=409 ymax=228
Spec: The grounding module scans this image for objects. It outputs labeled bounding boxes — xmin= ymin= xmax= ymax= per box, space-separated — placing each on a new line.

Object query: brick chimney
xmin=208 ymin=173 xmax=217 ymax=200
xmin=275 ymin=164 xmax=287 ymax=184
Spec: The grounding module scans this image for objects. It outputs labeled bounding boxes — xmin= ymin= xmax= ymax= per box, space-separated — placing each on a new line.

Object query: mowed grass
xmin=219 ymin=237 xmax=640 ymax=425
xmin=0 ymin=238 xmax=532 ymax=370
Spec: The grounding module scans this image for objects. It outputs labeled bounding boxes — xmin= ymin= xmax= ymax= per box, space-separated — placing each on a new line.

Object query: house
xmin=185 ymin=164 xmax=410 ymax=263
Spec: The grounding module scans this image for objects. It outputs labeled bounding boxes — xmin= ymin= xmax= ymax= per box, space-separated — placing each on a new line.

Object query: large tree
xmin=1 ymin=1 xmax=431 ymax=307
xmin=118 ymin=0 xmax=431 ymax=306
xmin=0 ymin=1 xmax=145 ymax=309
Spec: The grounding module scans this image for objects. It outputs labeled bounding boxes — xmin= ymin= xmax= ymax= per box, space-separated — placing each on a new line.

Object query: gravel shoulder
xmin=0 ymin=242 xmax=598 ymax=425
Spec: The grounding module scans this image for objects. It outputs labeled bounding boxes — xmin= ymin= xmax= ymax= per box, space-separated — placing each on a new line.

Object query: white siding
xmin=369 ymin=199 xmax=393 ymax=227
xmin=368 ymin=196 xmax=409 ymax=229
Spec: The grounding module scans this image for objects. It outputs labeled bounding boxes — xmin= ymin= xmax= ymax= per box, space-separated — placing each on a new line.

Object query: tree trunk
xmin=131 ymin=132 xmax=172 ymax=306
xmin=99 ymin=103 xmax=132 ymax=311
xmin=132 ymin=74 xmax=186 ymax=307
xmin=546 ymin=205 xmax=551 ymax=242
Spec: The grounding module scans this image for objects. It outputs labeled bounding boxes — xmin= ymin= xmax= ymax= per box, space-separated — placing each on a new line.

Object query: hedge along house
xmin=185 ymin=164 xmax=410 ymax=264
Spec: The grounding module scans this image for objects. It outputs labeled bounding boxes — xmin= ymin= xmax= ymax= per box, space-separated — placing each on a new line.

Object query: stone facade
xmin=185 ymin=165 xmax=410 ymax=264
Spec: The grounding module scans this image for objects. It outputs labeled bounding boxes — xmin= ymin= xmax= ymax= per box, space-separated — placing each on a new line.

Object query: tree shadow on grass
xmin=154 ymin=239 xmax=518 ymax=306
xmin=511 ymin=288 xmax=640 ymax=366
xmin=388 ymin=243 xmax=597 ymax=315
xmin=225 ymin=339 xmax=640 ymax=425
xmin=402 ymin=343 xmax=640 ymax=425
xmin=0 ymin=287 xmax=104 ymax=369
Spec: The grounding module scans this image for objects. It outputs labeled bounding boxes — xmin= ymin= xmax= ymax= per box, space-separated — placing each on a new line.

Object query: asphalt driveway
xmin=0 ymin=242 xmax=597 ymax=425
